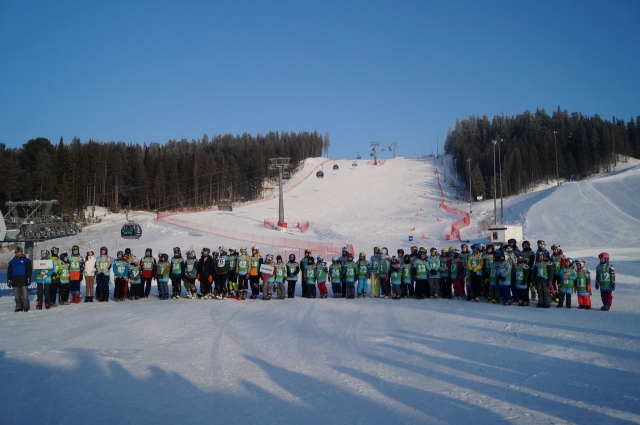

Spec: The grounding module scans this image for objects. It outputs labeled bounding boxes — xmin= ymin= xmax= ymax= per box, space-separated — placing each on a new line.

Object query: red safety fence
xmin=433 ymin=159 xmax=470 ymax=241
xmin=159 ymin=215 xmax=349 ymax=257
xmin=263 ymin=218 xmax=310 ymax=233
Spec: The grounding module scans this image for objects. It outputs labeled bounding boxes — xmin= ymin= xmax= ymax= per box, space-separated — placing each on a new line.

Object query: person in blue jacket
xmin=8 ymin=246 xmax=33 ymax=312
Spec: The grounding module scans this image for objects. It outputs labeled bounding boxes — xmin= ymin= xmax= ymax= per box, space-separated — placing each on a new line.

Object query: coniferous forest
xmin=0 ymin=131 xmax=328 ymax=219
xmin=444 ymin=108 xmax=639 ymax=201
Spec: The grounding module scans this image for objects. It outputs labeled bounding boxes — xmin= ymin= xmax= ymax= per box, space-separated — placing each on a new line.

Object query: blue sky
xmin=1 ymin=0 xmax=639 ymax=159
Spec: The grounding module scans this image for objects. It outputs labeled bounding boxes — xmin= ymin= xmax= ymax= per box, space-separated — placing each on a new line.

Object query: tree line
xmin=0 ymin=131 xmax=328 ymax=220
xmin=444 ymin=107 xmax=639 ymax=201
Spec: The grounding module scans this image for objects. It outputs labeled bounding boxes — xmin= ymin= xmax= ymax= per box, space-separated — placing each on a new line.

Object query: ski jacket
xmin=426 ymin=256 xmax=441 ymax=278
xmin=69 ymin=254 xmax=84 ymax=281
xmin=533 ymin=261 xmax=553 ymax=281
xmin=595 ymin=262 xmax=615 ymax=291
xmin=155 ymin=261 xmax=170 ymax=283
xmin=341 ymin=261 xmax=357 ymax=283
xmin=575 ymin=269 xmax=591 ymax=296
xmin=185 ymin=258 xmax=199 ymax=279
xmin=170 ymin=256 xmax=185 ymax=278
xmin=467 ymin=254 xmax=483 ymax=275
xmin=214 ymin=254 xmax=230 ymax=275
xmin=113 ymin=259 xmax=129 ymax=279
xmin=413 ymin=258 xmax=428 ymax=280
xmin=315 ymin=262 xmax=328 ymax=283
xmin=249 ymin=254 xmax=262 ymax=277
xmin=285 ymin=261 xmax=299 ymax=281
xmin=236 ymin=255 xmax=250 ymax=276
xmin=559 ymin=266 xmax=577 ymax=294
xmin=329 ymin=264 xmax=342 ymax=283
xmin=35 ymin=256 xmax=54 ymax=284
xmin=262 ymin=261 xmax=276 ymax=283
xmin=389 ymin=264 xmax=402 ymax=285
xmin=8 ymin=256 xmax=32 ymax=285
xmin=141 ymin=255 xmax=157 ymax=279
xmin=369 ymin=254 xmax=381 ymax=273
xmin=514 ymin=263 xmax=530 ymax=290
xmin=496 ymin=260 xmax=512 ymax=286
xmin=96 ymin=255 xmax=112 ymax=276
xmin=128 ymin=264 xmax=142 ymax=284
xmin=401 ymin=263 xmax=413 ymax=284
xmin=274 ymin=263 xmax=286 ymax=283
xmin=197 ymin=255 xmax=215 ymax=282
xmin=355 ymin=259 xmax=370 ymax=278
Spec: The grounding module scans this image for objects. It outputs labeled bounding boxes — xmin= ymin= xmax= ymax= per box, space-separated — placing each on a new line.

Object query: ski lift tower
xmin=391 ymin=140 xmax=397 ymax=159
xmin=370 ymin=141 xmax=379 ymax=165
xmin=269 ymin=157 xmax=292 ymax=227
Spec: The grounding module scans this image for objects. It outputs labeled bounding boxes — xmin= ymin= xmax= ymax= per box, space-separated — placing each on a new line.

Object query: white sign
xmin=476 ymin=196 xmax=483 ymax=201
xmin=34 ymin=259 xmax=53 ymax=270
xmin=259 ymin=264 xmax=274 ymax=275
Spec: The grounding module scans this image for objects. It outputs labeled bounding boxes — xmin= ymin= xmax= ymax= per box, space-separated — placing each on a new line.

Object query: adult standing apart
xmin=8 ymin=246 xmax=32 ymax=312
xmin=84 ymin=250 xmax=97 ymax=302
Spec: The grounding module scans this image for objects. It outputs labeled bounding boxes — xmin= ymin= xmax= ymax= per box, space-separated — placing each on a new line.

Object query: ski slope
xmin=1 ymin=157 xmax=640 ymax=425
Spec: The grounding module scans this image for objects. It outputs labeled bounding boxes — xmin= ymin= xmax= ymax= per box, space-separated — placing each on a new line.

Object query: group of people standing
xmin=6 ymin=240 xmax=616 ymax=312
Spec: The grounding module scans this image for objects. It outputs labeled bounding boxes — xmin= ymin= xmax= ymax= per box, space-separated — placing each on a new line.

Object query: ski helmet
xmin=146 ymin=248 xmax=152 ymax=255
xmin=537 ymin=240 xmax=546 ymax=249
xmin=72 ymin=245 xmax=80 ymax=252
xmin=522 ymin=240 xmax=530 ymax=249
xmin=381 ymin=247 xmax=388 ymax=256
xmin=304 ymin=248 xmax=311 ymax=255
xmin=317 ymin=255 xmax=324 ymax=263
xmin=461 ymin=243 xmax=469 ymax=251
xmin=202 ymin=247 xmax=211 ymax=255
xmin=240 ymin=247 xmax=247 ymax=254
xmin=479 ymin=243 xmax=486 ymax=252
xmin=347 ymin=253 xmax=353 ymax=261
xmin=418 ymin=247 xmax=427 ymax=254
xmin=397 ymin=248 xmax=404 ymax=255
xmin=229 ymin=247 xmax=236 ymax=254
xmin=471 ymin=244 xmax=479 ymax=253
xmin=374 ymin=246 xmax=380 ymax=254
xmin=598 ymin=252 xmax=610 ymax=261
xmin=391 ymin=256 xmax=398 ymax=263
xmin=41 ymin=249 xmax=49 ymax=256
xmin=266 ymin=254 xmax=274 ymax=262
xmin=576 ymin=259 xmax=585 ymax=269
xmin=276 ymin=255 xmax=282 ymax=262
xmin=404 ymin=254 xmax=411 ymax=263
xmin=60 ymin=252 xmax=68 ymax=262
xmin=451 ymin=249 xmax=461 ymax=257
xmin=187 ymin=250 xmax=195 ymax=258
xmin=565 ymin=258 xmax=574 ymax=267
xmin=359 ymin=252 xmax=366 ymax=260
xmin=332 ymin=256 xmax=339 ymax=263
xmin=308 ymin=256 xmax=315 ymax=264
xmin=508 ymin=238 xmax=517 ymax=246
xmin=410 ymin=246 xmax=418 ymax=253
xmin=51 ymin=247 xmax=59 ymax=255
xmin=117 ymin=251 xmax=124 ymax=258
xmin=289 ymin=253 xmax=296 ymax=261
xmin=486 ymin=244 xmax=495 ymax=253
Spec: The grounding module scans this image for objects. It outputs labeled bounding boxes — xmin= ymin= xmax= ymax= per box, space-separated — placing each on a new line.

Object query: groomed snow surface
xmin=2 ymin=156 xmax=640 ymax=424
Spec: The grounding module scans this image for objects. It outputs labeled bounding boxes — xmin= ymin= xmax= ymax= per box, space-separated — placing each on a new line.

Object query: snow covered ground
xmin=1 ymin=156 xmax=640 ymax=424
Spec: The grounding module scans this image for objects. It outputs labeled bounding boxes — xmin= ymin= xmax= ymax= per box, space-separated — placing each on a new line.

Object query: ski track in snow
xmin=2 ymin=157 xmax=640 ymax=424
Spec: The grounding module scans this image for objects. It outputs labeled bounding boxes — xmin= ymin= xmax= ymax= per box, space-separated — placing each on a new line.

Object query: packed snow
xmin=1 ymin=156 xmax=640 ymax=425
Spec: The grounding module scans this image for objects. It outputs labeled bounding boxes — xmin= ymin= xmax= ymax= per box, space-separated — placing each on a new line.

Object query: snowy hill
xmin=1 ymin=156 xmax=640 ymax=425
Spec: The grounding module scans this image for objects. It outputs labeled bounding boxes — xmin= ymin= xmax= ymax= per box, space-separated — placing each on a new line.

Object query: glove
xmin=197 ymin=274 xmax=201 ymax=281
xmin=52 ymin=273 xmax=59 ymax=280
xmin=155 ymin=274 xmax=162 ymax=280
xmin=80 ymin=274 xmax=84 ymax=282
xmin=611 ymin=282 xmax=615 ymax=291
xmin=99 ymin=272 xmax=105 ymax=277
xmin=208 ymin=275 xmax=213 ymax=283
xmin=7 ymin=280 xmax=12 ymax=288
xmin=595 ymin=283 xmax=599 ymax=290
xmin=429 ymin=270 xmax=437 ymax=276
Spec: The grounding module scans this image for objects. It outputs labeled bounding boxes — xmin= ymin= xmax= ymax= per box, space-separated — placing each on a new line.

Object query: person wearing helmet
xmin=127 ymin=259 xmax=142 ymax=300
xmin=300 ymin=249 xmax=313 ymax=298
xmin=285 ymin=253 xmax=300 ymax=299
xmin=520 ymin=241 xmax=537 ymax=301
xmin=316 ymin=255 xmax=329 ymax=299
xmin=35 ymin=249 xmax=54 ymax=309
xmin=450 ymin=249 xmax=466 ymax=299
xmin=482 ymin=245 xmax=496 ymax=300
xmin=83 ymin=250 xmax=97 ymax=302
xmin=95 ymin=246 xmax=112 ymax=302
xmin=487 ymin=250 xmax=501 ymax=303
xmin=378 ymin=247 xmax=391 ymax=298
xmin=112 ymin=251 xmax=129 ymax=302
xmin=389 ymin=256 xmax=403 ymax=299
xmin=49 ymin=247 xmax=61 ymax=307
xmin=535 ymin=240 xmax=550 ymax=263
xmin=226 ymin=248 xmax=238 ymax=298
xmin=8 ymin=247 xmax=33 ymax=312
xmin=213 ymin=248 xmax=230 ymax=300
xmin=197 ymin=248 xmax=214 ymax=299
xmin=533 ymin=250 xmax=554 ymax=308
xmin=329 ymin=256 xmax=343 ymax=298
xmin=408 ymin=246 xmax=419 ymax=298
xmin=413 ymin=248 xmax=429 ymax=299
xmin=55 ymin=253 xmax=72 ymax=305
xmin=557 ymin=258 xmax=577 ymax=308
xmin=170 ymin=247 xmax=185 ymax=300
xmin=369 ymin=247 xmax=382 ymax=298
xmin=342 ymin=253 xmax=357 ymax=299
xmin=303 ymin=256 xmax=317 ymax=298
xmin=274 ymin=255 xmax=287 ymax=299
xmin=183 ymin=250 xmax=199 ymax=299
xmin=261 ymin=254 xmax=276 ymax=300
xmin=249 ymin=247 xmax=263 ymax=299
xmin=574 ymin=260 xmax=592 ymax=309
xmin=122 ymin=247 xmax=135 ymax=300
xmin=400 ymin=255 xmax=413 ymax=297
xmin=339 ymin=248 xmax=351 ymax=296
xmin=235 ymin=248 xmax=250 ymax=300
xmin=459 ymin=243 xmax=472 ymax=299
xmin=595 ymin=252 xmax=615 ymax=311
xmin=355 ymin=251 xmax=371 ymax=298
xmin=466 ymin=244 xmax=484 ymax=302
xmin=495 ymin=250 xmax=513 ymax=305
xmin=155 ymin=253 xmax=171 ymax=300
xmin=68 ymin=245 xmax=84 ymax=304
xmin=549 ymin=245 xmax=566 ymax=304
xmin=514 ymin=256 xmax=532 ymax=306
xmin=439 ymin=249 xmax=452 ymax=299
xmin=425 ymin=247 xmax=441 ymax=299
xmin=140 ymin=248 xmax=156 ymax=299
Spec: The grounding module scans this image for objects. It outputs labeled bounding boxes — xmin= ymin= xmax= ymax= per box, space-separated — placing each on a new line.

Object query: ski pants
xmin=600 ymin=290 xmax=613 ymax=307
xmin=331 ymin=282 xmax=341 ymax=297
xmin=452 ymin=279 xmax=464 ymax=297
xmin=237 ymin=274 xmax=248 ymax=292
xmin=440 ymin=276 xmax=451 ymax=298
xmin=307 ymin=283 xmax=316 ymax=298
xmin=50 ymin=280 xmax=59 ymax=303
xmin=370 ymin=273 xmax=380 ymax=297
xmin=470 ymin=274 xmax=482 ymax=299
xmin=345 ymin=282 xmax=355 ymax=298
xmin=500 ymin=285 xmax=512 ymax=302
xmin=428 ymin=278 xmax=440 ymax=298
xmin=37 ymin=283 xmax=50 ymax=303
xmin=59 ymin=284 xmax=70 ymax=302
xmin=276 ymin=282 xmax=285 ymax=298
xmin=186 ymin=278 xmax=197 ymax=294
xmin=489 ymin=285 xmax=499 ymax=301
xmin=558 ymin=292 xmax=571 ymax=308
xmin=114 ymin=277 xmax=127 ymax=299
xmin=142 ymin=277 xmax=153 ymax=297
xmin=287 ymin=279 xmax=297 ymax=298
xmin=318 ymin=281 xmax=327 ymax=297
xmin=380 ymin=276 xmax=390 ymax=297
xmin=415 ymin=279 xmax=427 ymax=298
xmin=263 ymin=280 xmax=273 ymax=298
xmin=214 ymin=275 xmax=227 ymax=296
xmin=578 ymin=294 xmax=591 ymax=308
xmin=227 ymin=272 xmax=238 ymax=292
xmin=301 ymin=275 xmax=307 ymax=297
xmin=357 ymin=277 xmax=368 ymax=296
xmin=13 ymin=286 xmax=30 ymax=310
xmin=84 ymin=275 xmax=95 ymax=297
xmin=70 ymin=279 xmax=81 ymax=295
xmin=170 ymin=276 xmax=183 ymax=295
xmin=402 ymin=282 xmax=415 ymax=297
xmin=551 ymin=276 xmax=561 ymax=296
xmin=249 ymin=275 xmax=260 ymax=297
xmin=157 ymin=280 xmax=169 ymax=296
xmin=391 ymin=284 xmax=402 ymax=298
xmin=518 ymin=288 xmax=530 ymax=304
xmin=96 ymin=274 xmax=110 ymax=297
xmin=535 ymin=277 xmax=551 ymax=307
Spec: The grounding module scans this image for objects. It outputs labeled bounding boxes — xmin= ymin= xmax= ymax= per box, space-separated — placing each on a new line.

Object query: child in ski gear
xmin=128 ymin=260 xmax=142 ymax=300
xmin=466 ymin=244 xmax=484 ymax=302
xmin=35 ymin=249 xmax=54 ymax=309
xmin=414 ymin=248 xmax=429 ymax=299
xmin=261 ymin=254 xmax=276 ymax=300
xmin=557 ymin=258 xmax=577 ymax=308
xmin=249 ymin=246 xmax=263 ymax=299
xmin=595 ymin=252 xmax=615 ymax=311
xmin=112 ymin=251 xmax=129 ymax=301
xmin=274 ymin=255 xmax=287 ymax=299
xmin=369 ymin=247 xmax=381 ymax=297
xmin=439 ymin=248 xmax=452 ymax=299
xmin=155 ymin=253 xmax=171 ymax=300
xmin=69 ymin=245 xmax=84 ymax=304
xmin=304 ymin=256 xmax=317 ymax=298
xmin=460 ymin=243 xmax=472 ymax=299
xmin=488 ymin=254 xmax=500 ymax=303
xmin=50 ymin=247 xmax=60 ymax=307
xmin=342 ymin=253 xmax=357 ymax=299
xmin=397 ymin=249 xmax=406 ymax=296
xmin=96 ymin=246 xmax=112 ymax=302
xmin=329 ymin=256 xmax=342 ymax=298
xmin=285 ymin=253 xmax=300 ymax=299
xmin=316 ymin=255 xmax=329 ymax=298
xmin=141 ymin=248 xmax=156 ymax=298
xmin=401 ymin=254 xmax=414 ymax=298
xmin=7 ymin=247 xmax=32 ymax=312
xmin=214 ymin=247 xmax=230 ymax=299
xmin=227 ymin=248 xmax=238 ymax=298
xmin=235 ymin=248 xmax=250 ymax=300
xmin=514 ymin=256 xmax=531 ymax=306
xmin=378 ymin=248 xmax=391 ymax=298
xmin=184 ymin=250 xmax=199 ymax=299
xmin=339 ymin=247 xmax=350 ymax=296
xmin=550 ymin=244 xmax=566 ymax=303
xmin=426 ymin=247 xmax=441 ymax=299
xmin=533 ymin=250 xmax=554 ymax=308
xmin=408 ymin=246 xmax=419 ymax=298
xmin=450 ymin=249 xmax=465 ymax=299
xmin=355 ymin=252 xmax=370 ymax=298
xmin=574 ymin=260 xmax=591 ymax=309
xmin=495 ymin=251 xmax=513 ymax=305
xmin=483 ymin=244 xmax=496 ymax=299
xmin=300 ymin=249 xmax=312 ymax=297
xmin=389 ymin=257 xmax=402 ymax=299
xmin=170 ymin=247 xmax=185 ymax=299
xmin=56 ymin=253 xmax=71 ymax=305
xmin=84 ymin=250 xmax=97 ymax=302
xmin=521 ymin=241 xmax=537 ymax=301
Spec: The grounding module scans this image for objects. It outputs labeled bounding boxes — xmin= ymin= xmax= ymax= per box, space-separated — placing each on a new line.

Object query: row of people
xmin=7 ymin=241 xmax=616 ymax=312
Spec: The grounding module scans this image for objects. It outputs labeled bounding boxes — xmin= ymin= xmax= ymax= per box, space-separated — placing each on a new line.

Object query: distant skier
xmin=235 ymin=247 xmax=250 ymax=300
xmin=274 ymin=255 xmax=287 ymax=299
